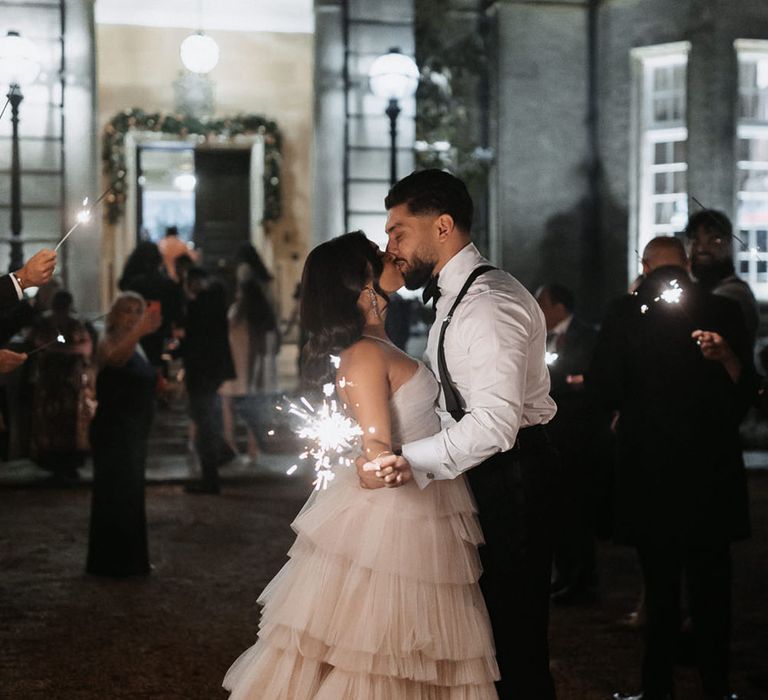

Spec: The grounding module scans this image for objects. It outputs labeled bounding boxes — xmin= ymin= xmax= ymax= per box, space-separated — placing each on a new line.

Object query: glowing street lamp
xmin=0 ymin=30 xmax=41 ymax=271
xmin=368 ymin=48 xmax=419 ymax=186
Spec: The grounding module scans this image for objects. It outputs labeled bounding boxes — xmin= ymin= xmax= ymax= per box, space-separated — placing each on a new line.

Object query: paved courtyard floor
xmin=1 ymin=470 xmax=767 ymax=699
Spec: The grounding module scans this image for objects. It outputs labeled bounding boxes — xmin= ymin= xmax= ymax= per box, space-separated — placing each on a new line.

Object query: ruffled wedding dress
xmin=223 ymin=361 xmax=499 ymax=699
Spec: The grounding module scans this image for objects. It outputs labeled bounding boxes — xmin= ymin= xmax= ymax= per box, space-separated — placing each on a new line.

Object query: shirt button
xmin=426 ymin=472 xmax=435 ymax=480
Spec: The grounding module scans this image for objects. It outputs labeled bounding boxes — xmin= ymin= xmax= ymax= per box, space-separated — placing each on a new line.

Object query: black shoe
xmin=184 ymin=481 xmax=220 ymax=495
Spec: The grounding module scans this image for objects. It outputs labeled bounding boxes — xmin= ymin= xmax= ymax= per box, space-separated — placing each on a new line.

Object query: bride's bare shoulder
xmin=339 ymin=337 xmax=388 ymax=378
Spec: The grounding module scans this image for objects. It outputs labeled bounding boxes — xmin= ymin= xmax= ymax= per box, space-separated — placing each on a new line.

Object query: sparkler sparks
xmin=286 ymin=394 xmax=363 ymax=490
xmin=653 ymin=279 xmax=684 ymax=305
xmin=55 ymin=184 xmax=116 ymax=251
xmin=545 ymin=351 xmax=559 ymax=365
xmin=282 ymin=356 xmax=364 ymax=490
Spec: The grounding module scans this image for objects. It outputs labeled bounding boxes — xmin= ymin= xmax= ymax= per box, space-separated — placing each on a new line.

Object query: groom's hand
xmin=375 ymin=454 xmax=412 ymax=488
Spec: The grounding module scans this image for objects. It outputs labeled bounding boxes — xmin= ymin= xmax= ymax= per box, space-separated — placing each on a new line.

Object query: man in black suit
xmin=179 ymin=267 xmax=235 ymax=494
xmin=0 ymin=248 xmax=57 ymax=373
xmin=591 ymin=237 xmax=751 ymax=700
xmin=536 ymin=283 xmax=603 ymax=605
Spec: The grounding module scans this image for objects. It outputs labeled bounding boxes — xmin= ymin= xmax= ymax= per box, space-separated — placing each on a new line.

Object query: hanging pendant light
xmin=180 ymin=31 xmax=219 ymax=74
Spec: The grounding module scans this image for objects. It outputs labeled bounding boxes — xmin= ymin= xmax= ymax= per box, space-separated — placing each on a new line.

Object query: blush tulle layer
xmin=223 ymin=468 xmax=499 ymax=699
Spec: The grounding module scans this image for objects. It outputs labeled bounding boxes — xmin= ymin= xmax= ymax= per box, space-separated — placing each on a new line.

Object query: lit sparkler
xmin=282 ymin=358 xmax=364 ymax=490
xmin=653 ymin=278 xmax=683 ymax=305
xmin=27 ymin=333 xmax=66 ymax=356
xmin=55 ymin=183 xmax=116 ymax=251
xmin=545 ymin=351 xmax=559 ymax=365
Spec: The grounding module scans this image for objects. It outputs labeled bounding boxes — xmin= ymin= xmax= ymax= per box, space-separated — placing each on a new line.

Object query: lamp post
xmin=368 ymin=48 xmax=419 ymax=186
xmin=0 ymin=30 xmax=41 ymax=272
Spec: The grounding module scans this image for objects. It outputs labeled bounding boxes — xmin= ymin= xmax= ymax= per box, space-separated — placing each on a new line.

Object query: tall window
xmin=736 ymin=40 xmax=768 ymax=300
xmin=630 ymin=43 xmax=690 ymax=277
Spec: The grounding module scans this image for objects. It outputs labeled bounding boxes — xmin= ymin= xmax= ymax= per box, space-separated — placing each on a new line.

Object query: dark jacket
xmin=180 ymin=282 xmax=235 ymax=394
xmin=589 ymin=266 xmax=752 ymax=546
xmin=546 ymin=317 xmax=600 ymax=452
xmin=0 ymin=275 xmax=20 ymax=310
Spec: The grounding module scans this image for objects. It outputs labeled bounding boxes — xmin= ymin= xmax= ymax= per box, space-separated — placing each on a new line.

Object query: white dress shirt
xmin=546 ymin=314 xmax=573 ymax=353
xmin=402 ymin=243 xmax=557 ymax=489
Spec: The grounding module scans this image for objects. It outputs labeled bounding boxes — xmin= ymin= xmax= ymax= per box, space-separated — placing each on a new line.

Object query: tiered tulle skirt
xmin=223 ymin=468 xmax=499 ymax=699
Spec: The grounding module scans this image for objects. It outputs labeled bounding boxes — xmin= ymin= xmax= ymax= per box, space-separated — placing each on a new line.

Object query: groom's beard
xmin=401 ymin=256 xmax=435 ymax=290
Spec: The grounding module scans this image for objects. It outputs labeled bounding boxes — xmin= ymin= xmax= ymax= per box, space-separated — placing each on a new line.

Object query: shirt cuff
xmin=401 ymin=435 xmax=455 ymax=490
xmin=10 ymin=274 xmax=22 ymax=300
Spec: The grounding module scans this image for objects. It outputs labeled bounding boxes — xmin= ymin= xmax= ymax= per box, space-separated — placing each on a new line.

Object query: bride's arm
xmin=338 ymin=341 xmax=393 ymax=490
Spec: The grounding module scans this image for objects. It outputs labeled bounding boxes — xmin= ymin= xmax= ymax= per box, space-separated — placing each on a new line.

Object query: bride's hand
xmin=355 ymin=456 xmax=386 ymax=490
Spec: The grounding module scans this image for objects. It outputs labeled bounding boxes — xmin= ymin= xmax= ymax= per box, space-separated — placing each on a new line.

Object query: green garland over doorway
xmin=102 ymin=108 xmax=283 ymax=225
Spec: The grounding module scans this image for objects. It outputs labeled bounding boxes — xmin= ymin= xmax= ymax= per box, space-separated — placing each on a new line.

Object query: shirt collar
xmin=436 ymin=243 xmax=487 ymax=297
xmin=551 ymin=314 xmax=573 ymax=336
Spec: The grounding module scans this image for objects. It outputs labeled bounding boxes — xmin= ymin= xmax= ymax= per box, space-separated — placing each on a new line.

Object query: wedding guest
xmin=86 ymin=292 xmax=161 ymax=577
xmin=180 ymin=267 xmax=235 ymax=494
xmin=591 ymin=236 xmax=752 ymax=700
xmin=119 ymin=241 xmax=182 ymax=370
xmin=28 ymin=290 xmax=95 ymax=480
xmin=685 ymin=209 xmax=759 ymax=346
xmin=0 ymin=248 xmax=57 ymax=309
xmin=219 ymin=275 xmax=279 ymax=462
xmin=158 ymin=225 xmax=198 ymax=281
xmin=536 ymin=283 xmax=605 ymax=605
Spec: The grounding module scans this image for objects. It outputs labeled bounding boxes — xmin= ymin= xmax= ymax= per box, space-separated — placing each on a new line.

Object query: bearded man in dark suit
xmin=592 ymin=236 xmax=751 ymax=700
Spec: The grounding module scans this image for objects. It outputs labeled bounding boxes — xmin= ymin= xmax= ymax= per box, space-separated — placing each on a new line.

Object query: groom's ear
xmin=435 ymin=213 xmax=454 ymax=241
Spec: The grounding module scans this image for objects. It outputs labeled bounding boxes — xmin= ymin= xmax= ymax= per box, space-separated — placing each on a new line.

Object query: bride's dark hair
xmin=300 ymin=231 xmax=385 ymax=388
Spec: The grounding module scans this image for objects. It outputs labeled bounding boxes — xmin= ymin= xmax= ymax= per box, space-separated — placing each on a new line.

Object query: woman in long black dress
xmin=86 ymin=291 xmax=162 ymax=577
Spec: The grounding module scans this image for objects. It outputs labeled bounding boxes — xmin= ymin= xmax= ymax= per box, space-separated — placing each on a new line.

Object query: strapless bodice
xmin=389 ymin=362 xmax=440 ymax=450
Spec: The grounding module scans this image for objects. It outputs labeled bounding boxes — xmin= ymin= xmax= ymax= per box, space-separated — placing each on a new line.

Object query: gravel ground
xmin=1 ymin=473 xmax=766 ymax=699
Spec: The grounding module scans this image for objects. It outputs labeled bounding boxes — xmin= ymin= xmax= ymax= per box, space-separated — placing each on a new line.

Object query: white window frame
xmin=735 ymin=40 xmax=768 ymax=301
xmin=629 ymin=42 xmax=691 ymax=283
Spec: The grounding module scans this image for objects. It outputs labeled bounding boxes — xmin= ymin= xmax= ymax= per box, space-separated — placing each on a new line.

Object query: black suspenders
xmin=436 ymin=265 xmax=496 ymax=422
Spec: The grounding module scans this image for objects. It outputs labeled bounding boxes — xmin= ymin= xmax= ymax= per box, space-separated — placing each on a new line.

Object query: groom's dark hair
xmin=385 ymin=169 xmax=473 ymax=234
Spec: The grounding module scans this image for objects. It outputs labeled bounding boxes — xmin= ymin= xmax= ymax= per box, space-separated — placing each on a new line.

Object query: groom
xmin=373 ymin=169 xmax=559 ymax=699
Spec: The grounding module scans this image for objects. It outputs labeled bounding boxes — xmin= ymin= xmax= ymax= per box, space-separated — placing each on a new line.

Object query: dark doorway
xmin=194 ymin=148 xmax=251 ymax=293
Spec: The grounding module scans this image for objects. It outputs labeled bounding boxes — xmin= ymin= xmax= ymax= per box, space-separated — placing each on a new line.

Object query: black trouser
xmin=187 ymin=389 xmax=230 ymax=488
xmin=466 ymin=426 xmax=559 ymax=700
xmin=637 ymin=540 xmax=732 ymax=699
xmin=553 ymin=449 xmax=597 ymax=591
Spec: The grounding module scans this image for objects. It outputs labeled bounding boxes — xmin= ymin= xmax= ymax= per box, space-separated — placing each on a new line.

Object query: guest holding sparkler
xmin=536 ymin=283 xmax=607 ymax=606
xmin=119 ymin=242 xmax=182 ymax=370
xmin=223 ymin=231 xmax=499 ymax=699
xmin=86 ymin=292 xmax=161 ymax=577
xmin=0 ymin=248 xmax=57 ymax=309
xmin=685 ymin=209 xmax=759 ymax=346
xmin=28 ymin=290 xmax=95 ymax=480
xmin=591 ymin=236 xmax=753 ymax=700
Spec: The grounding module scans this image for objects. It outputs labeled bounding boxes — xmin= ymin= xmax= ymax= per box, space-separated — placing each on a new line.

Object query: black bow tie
xmin=422 ymin=276 xmax=441 ymax=305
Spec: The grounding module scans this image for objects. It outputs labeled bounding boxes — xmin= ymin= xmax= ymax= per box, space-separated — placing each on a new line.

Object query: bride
xmin=223 ymin=231 xmax=499 ymax=699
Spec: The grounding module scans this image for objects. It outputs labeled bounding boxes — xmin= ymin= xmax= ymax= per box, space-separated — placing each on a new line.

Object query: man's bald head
xmin=642 ymin=236 xmax=688 ymax=274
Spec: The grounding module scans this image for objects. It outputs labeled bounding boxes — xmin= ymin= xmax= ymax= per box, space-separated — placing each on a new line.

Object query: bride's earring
xmin=367 ymin=288 xmax=381 ymax=319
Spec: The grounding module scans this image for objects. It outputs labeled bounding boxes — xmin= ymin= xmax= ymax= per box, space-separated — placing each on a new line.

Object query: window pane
xmin=654 ymin=97 xmax=670 ymax=122
xmin=654 ymin=142 xmax=669 ymax=164
xmin=740 ymin=260 xmax=750 ymax=274
xmin=673 ymin=140 xmax=686 ymax=162
xmin=673 ymin=170 xmax=686 ymax=192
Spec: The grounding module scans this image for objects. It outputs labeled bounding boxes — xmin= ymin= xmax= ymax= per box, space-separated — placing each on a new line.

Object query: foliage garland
xmin=102 ymin=108 xmax=283 ymax=225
